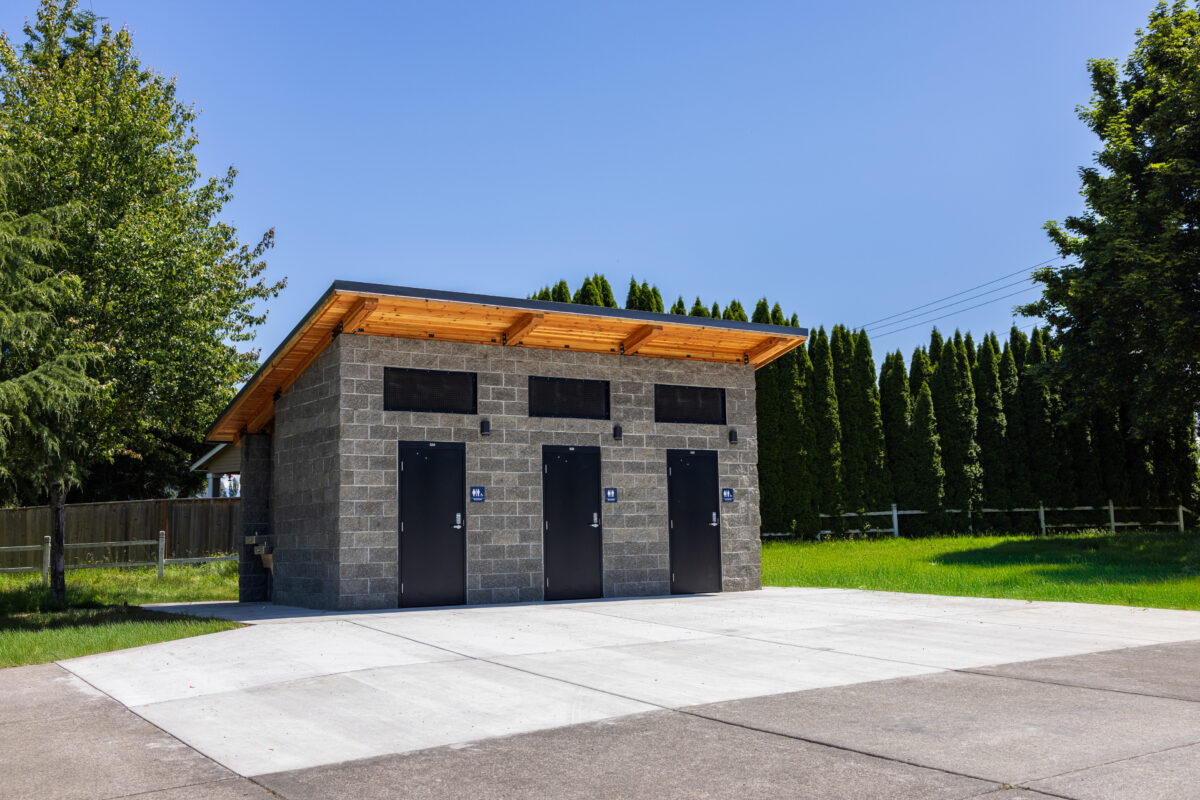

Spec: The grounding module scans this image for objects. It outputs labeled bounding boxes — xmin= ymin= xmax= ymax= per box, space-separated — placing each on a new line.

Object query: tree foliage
xmin=1024 ymin=1 xmax=1200 ymax=437
xmin=0 ymin=0 xmax=284 ymax=503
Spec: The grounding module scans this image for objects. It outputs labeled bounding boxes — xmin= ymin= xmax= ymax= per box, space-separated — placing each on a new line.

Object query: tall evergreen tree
xmin=592 ymin=274 xmax=617 ymax=308
xmin=807 ymin=327 xmax=843 ymax=528
xmin=751 ymin=299 xmax=770 ymax=325
xmin=908 ymin=347 xmax=933 ymax=399
xmin=938 ymin=331 xmax=982 ymax=512
xmin=851 ymin=330 xmax=888 ymax=508
xmin=880 ymin=351 xmax=915 ymax=506
xmin=910 ymin=378 xmax=945 ymax=511
xmin=573 ymin=277 xmax=601 ymax=305
xmin=0 ymin=143 xmax=98 ymax=595
xmin=689 ymin=297 xmax=709 ymax=317
xmin=830 ymin=326 xmax=858 ymax=508
xmin=710 ymin=301 xmax=721 ymax=318
xmin=648 ymin=284 xmax=664 ymax=313
xmin=787 ymin=338 xmax=820 ymax=535
xmin=974 ymin=337 xmax=1008 ymax=509
xmin=1020 ymin=329 xmax=1056 ymax=503
xmin=929 ymin=328 xmax=945 ymax=366
xmin=1000 ymin=345 xmax=1032 ymax=506
xmin=670 ymin=296 xmax=686 ymax=315
xmin=964 ymin=332 xmax=977 ymax=370
xmin=1009 ymin=326 xmax=1029 ymax=371
xmin=723 ymin=300 xmax=748 ymax=322
xmin=624 ymin=277 xmax=643 ymax=310
xmin=551 ymin=280 xmax=571 ymax=303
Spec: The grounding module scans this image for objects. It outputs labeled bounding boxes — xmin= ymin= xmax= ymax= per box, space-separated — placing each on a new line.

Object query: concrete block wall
xmin=238 ymin=433 xmax=272 ymax=602
xmin=325 ymin=333 xmax=761 ymax=609
xmin=270 ymin=345 xmax=343 ymax=608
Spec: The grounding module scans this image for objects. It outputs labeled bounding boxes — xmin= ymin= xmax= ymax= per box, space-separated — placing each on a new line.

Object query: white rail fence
xmin=763 ymin=501 xmax=1195 ymax=540
xmin=0 ymin=531 xmax=237 ymax=586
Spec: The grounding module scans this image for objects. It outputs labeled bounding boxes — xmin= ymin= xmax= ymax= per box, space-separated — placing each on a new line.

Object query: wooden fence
xmin=0 ymin=497 xmax=241 ymax=570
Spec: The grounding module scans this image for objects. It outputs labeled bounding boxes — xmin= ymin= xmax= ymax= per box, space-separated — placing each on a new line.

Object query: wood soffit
xmin=207 ymin=284 xmax=808 ymax=443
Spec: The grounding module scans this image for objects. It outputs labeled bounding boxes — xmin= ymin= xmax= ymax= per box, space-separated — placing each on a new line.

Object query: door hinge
xmin=668 ymin=467 xmax=672 ymax=476
xmin=544 ymin=520 xmax=549 ymax=530
xmin=400 ymin=521 xmax=404 ymax=532
xmin=401 ymin=461 xmax=404 ymax=471
xmin=545 ymin=577 xmax=549 ymax=587
xmin=672 ymin=573 xmax=675 ymax=582
xmin=401 ymin=583 xmax=404 ymax=594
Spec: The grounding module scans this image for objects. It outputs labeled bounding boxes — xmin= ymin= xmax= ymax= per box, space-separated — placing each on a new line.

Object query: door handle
xmin=709 ymin=511 xmax=719 ymax=527
xmin=452 ymin=512 xmax=463 ymax=530
xmin=589 ymin=511 xmax=600 ymax=528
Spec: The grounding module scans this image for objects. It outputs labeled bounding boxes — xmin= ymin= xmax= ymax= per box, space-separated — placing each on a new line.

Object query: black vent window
xmin=384 ymin=368 xmax=477 ymax=414
xmin=528 ymin=377 xmax=610 ymax=419
xmin=654 ymin=384 xmax=726 ymax=425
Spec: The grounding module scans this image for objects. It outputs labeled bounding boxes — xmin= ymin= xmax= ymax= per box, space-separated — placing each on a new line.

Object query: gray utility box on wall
xmin=208 ymin=282 xmax=808 ymax=611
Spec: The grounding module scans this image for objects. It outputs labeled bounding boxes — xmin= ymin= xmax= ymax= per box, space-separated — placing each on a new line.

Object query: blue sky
xmin=2 ymin=1 xmax=1153 ymax=363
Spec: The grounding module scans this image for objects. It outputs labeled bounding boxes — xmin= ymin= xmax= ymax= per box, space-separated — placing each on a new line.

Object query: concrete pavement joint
xmin=1011 ymin=737 xmax=1200 ymax=792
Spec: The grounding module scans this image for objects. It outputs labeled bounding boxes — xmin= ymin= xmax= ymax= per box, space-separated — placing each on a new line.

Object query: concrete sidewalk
xmin=5 ymin=589 xmax=1200 ymax=798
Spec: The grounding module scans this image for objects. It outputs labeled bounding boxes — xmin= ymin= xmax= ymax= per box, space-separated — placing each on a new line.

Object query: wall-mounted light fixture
xmin=480 ymin=419 xmax=491 ymax=436
xmin=613 ymin=424 xmax=623 ymax=441
xmin=728 ymin=428 xmax=738 ymax=445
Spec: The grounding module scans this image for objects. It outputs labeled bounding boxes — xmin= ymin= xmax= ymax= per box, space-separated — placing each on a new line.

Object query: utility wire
xmin=855 ymin=256 xmax=1061 ymax=330
xmin=871 ymin=287 xmax=1042 ymax=339
xmin=864 ymin=276 xmax=1036 ymax=334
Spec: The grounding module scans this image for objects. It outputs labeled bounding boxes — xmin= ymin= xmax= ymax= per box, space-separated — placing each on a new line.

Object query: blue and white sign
xmin=722 ymin=488 xmax=735 ymax=503
xmin=470 ymin=486 xmax=485 ymax=502
xmin=604 ymin=488 xmax=618 ymax=503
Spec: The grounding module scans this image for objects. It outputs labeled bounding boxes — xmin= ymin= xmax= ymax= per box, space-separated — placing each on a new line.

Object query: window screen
xmin=384 ymin=368 xmax=477 ymax=414
xmin=654 ymin=384 xmax=726 ymax=425
xmin=528 ymin=377 xmax=610 ymax=419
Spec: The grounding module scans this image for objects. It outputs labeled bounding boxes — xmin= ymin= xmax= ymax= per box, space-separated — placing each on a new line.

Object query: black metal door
xmin=667 ymin=449 xmax=722 ymax=594
xmin=542 ymin=445 xmax=603 ymax=600
xmin=399 ymin=442 xmax=466 ymax=607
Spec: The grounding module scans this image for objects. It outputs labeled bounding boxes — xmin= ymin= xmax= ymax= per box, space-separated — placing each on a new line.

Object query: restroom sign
xmin=722 ymin=488 xmax=734 ymax=502
xmin=470 ymin=486 xmax=485 ymax=502
xmin=604 ymin=488 xmax=618 ymax=503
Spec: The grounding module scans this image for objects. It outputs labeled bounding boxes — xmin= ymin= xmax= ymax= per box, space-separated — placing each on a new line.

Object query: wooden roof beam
xmin=746 ymin=336 xmax=792 ymax=367
xmin=503 ymin=312 xmax=543 ymax=345
xmin=341 ymin=296 xmax=378 ymax=334
xmin=621 ymin=324 xmax=662 ymax=355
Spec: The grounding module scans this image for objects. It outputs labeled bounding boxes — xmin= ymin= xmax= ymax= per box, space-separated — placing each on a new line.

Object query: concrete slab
xmin=566 ymin=591 xmax=921 ymax=634
xmin=113 ymin=778 xmax=279 ymax=799
xmin=62 ymin=619 xmax=459 ymax=706
xmin=756 ymin=616 xmax=1151 ymax=670
xmin=134 ymin=658 xmax=655 ymax=775
xmin=972 ymin=639 xmax=1200 ymax=702
xmin=689 ymin=670 xmax=1200 ymax=785
xmin=349 ymin=603 xmax=711 ymax=657
xmin=143 ymin=600 xmax=332 ymax=623
xmin=0 ymin=666 xmax=231 ymax=800
xmin=493 ymin=635 xmax=940 ymax=707
xmin=59 ymin=589 xmax=1200 ymax=782
xmin=979 ymin=601 xmax=1200 ymax=643
xmin=257 ymin=709 xmax=995 ymax=800
xmin=758 ymin=587 xmax=1043 ymax=619
xmin=1027 ymin=742 xmax=1200 ymax=800
xmin=0 ymin=662 xmax=109 ymax=724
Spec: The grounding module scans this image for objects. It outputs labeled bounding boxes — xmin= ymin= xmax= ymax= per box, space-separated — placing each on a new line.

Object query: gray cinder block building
xmin=205 ymin=282 xmax=807 ymax=610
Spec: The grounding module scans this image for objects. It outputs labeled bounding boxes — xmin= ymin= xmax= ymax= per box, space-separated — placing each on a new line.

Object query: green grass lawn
xmin=0 ymin=559 xmax=241 ymax=668
xmin=762 ymin=529 xmax=1200 ymax=610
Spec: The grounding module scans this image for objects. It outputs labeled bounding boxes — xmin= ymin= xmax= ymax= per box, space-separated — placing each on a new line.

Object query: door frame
xmin=397 ymin=440 xmax=467 ymax=607
xmin=541 ymin=444 xmax=604 ymax=601
xmin=666 ymin=448 xmax=723 ymax=595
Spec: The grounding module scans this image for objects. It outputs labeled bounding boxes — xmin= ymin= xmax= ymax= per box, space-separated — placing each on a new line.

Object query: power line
xmin=871 ymin=287 xmax=1042 ymax=339
xmin=864 ymin=276 xmax=1036 ymax=334
xmin=855 ymin=256 xmax=1061 ymax=330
